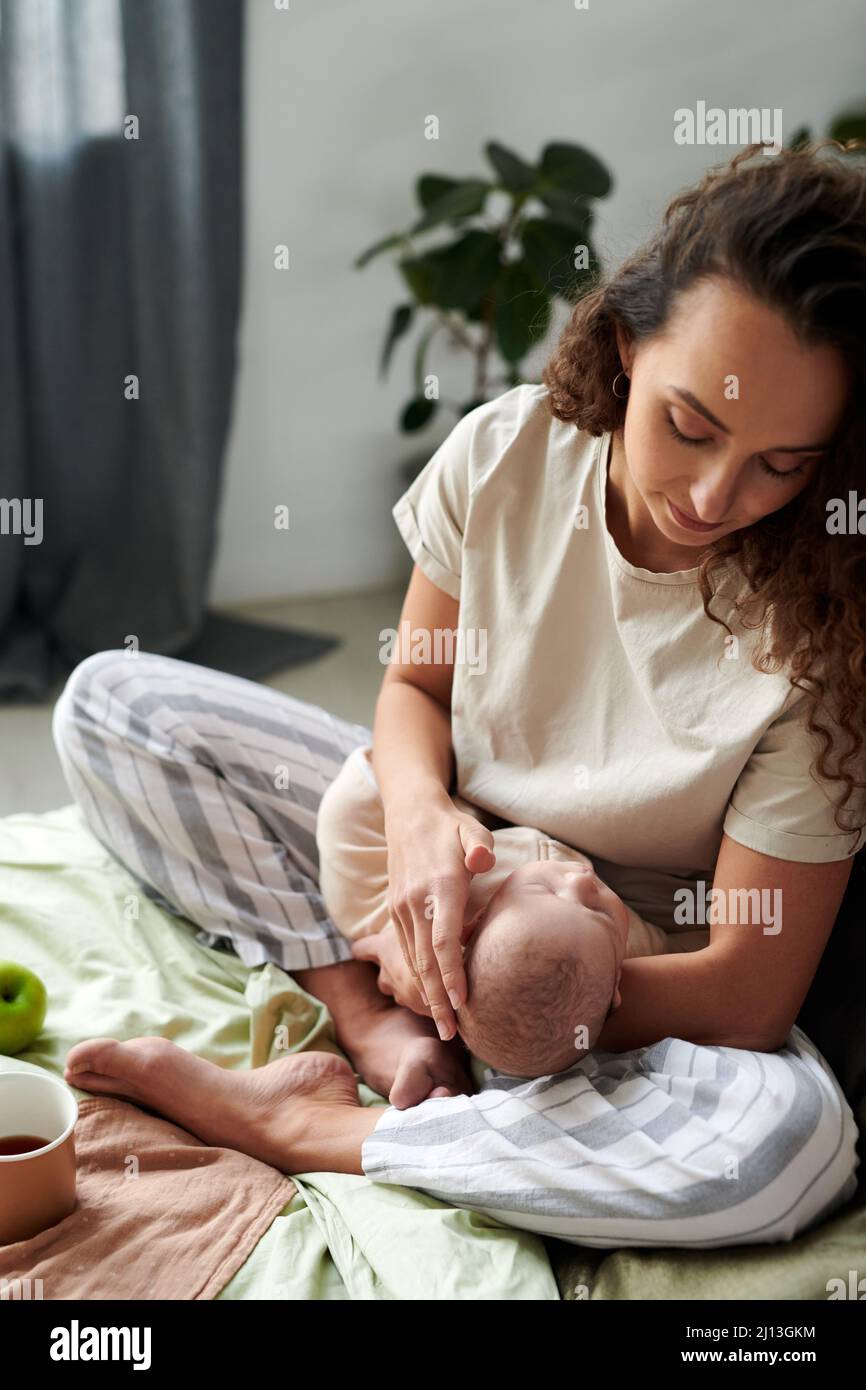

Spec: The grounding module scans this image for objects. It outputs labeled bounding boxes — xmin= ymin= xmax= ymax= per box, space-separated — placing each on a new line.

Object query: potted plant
xmin=354 ymin=139 xmax=613 ymax=486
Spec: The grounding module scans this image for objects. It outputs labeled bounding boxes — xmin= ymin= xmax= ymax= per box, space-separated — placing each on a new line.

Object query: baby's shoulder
xmin=489 ymin=828 xmax=595 ymax=872
xmin=315 ymin=743 xmax=382 ymax=855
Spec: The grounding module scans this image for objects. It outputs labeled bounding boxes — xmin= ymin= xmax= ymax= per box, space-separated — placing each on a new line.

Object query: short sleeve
xmin=722 ymin=688 xmax=866 ymax=861
xmin=391 ymin=410 xmax=476 ymax=601
xmin=392 ymin=384 xmax=550 ymax=600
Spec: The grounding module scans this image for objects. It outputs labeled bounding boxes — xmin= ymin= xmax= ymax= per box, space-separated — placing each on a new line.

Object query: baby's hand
xmin=389 ymin=1035 xmax=474 ymax=1108
xmin=352 ymin=920 xmax=433 ymax=1018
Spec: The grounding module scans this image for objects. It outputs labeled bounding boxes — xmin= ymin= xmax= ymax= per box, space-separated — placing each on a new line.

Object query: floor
xmin=0 ymin=585 xmax=406 ymax=818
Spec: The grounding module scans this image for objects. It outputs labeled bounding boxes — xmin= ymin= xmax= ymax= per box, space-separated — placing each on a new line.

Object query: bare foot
xmin=64 ymin=1036 xmax=358 ymax=1171
xmin=338 ymin=1005 xmax=474 ymax=1107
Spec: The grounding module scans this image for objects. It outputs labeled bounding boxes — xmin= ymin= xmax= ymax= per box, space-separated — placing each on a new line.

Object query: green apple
xmin=0 ymin=961 xmax=48 ymax=1055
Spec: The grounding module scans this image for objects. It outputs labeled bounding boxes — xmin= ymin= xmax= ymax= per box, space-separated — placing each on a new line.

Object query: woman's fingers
xmin=392 ymin=915 xmax=427 ymax=996
xmin=459 ymin=823 xmax=496 ymax=875
xmin=380 ymin=811 xmax=497 ymax=1037
xmin=353 ymin=931 xmax=431 ymax=1015
xmin=382 ymin=920 xmax=432 ymax=1013
xmin=386 ymin=899 xmax=425 ymax=987
xmin=412 ymin=881 xmax=467 ymax=1039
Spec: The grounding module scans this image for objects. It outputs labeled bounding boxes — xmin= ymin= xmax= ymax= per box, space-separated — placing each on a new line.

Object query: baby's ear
xmin=609 ymin=976 xmax=623 ymax=1015
xmin=461 ymin=904 xmax=485 ymax=943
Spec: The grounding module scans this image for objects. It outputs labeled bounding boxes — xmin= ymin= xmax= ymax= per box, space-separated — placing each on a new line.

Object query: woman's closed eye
xmin=665 ymin=413 xmax=811 ymax=481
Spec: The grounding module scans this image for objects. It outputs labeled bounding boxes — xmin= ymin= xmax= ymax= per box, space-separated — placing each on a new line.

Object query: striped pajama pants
xmin=51 ymin=649 xmax=860 ymax=1250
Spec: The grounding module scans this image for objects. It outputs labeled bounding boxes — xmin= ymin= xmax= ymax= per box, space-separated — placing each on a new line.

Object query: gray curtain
xmin=0 ymin=0 xmax=337 ymax=701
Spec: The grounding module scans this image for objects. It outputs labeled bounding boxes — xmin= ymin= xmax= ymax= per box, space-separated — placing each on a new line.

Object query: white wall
xmin=210 ymin=0 xmax=866 ymax=604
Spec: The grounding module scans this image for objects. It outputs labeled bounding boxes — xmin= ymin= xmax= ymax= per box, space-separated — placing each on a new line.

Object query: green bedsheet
xmin=1 ymin=805 xmax=863 ymax=1300
xmin=0 ymin=806 xmax=556 ymax=1300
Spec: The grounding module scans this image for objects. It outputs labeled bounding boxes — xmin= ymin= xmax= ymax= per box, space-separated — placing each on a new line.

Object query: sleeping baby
xmin=315 ymin=744 xmax=709 ymax=1080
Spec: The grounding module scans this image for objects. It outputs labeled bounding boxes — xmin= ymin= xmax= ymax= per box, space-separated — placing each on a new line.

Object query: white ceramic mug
xmin=0 ymin=1071 xmax=78 ymax=1244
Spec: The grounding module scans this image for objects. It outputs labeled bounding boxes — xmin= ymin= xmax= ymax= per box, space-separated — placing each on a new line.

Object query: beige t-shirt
xmin=391 ymin=382 xmax=864 ymax=933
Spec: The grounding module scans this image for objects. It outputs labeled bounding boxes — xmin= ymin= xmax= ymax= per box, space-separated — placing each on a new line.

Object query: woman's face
xmin=615 ymin=275 xmax=851 ymax=552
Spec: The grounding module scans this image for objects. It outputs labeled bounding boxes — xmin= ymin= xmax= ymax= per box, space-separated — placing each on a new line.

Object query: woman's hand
xmin=352 ymin=919 xmax=433 ymax=1017
xmin=380 ymin=801 xmax=496 ymax=1040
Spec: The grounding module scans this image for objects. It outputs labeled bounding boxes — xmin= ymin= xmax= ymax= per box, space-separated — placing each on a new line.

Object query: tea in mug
xmin=0 ymin=1134 xmax=51 ymax=1156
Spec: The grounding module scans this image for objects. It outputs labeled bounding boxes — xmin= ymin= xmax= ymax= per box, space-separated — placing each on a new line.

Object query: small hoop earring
xmin=612 ymin=370 xmax=630 ymax=399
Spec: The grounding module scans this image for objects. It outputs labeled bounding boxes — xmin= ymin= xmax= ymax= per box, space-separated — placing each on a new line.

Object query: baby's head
xmin=456 ymin=860 xmax=631 ymax=1079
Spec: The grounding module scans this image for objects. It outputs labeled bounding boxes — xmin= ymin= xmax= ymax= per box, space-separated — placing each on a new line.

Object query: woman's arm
xmin=371 ymin=563 xmax=495 ymax=1032
xmin=596 ymin=834 xmax=854 ymax=1052
xmin=371 ymin=562 xmax=458 ymax=819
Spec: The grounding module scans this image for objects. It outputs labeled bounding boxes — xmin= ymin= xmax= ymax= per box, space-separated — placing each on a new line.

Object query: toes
xmin=63 ymin=1070 xmax=139 ymax=1098
xmin=65 ymin=1035 xmax=175 ymax=1085
xmin=65 ymin=1037 xmax=129 ymax=1076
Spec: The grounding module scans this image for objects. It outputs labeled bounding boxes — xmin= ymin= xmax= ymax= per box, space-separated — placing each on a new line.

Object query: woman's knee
xmin=718 ymin=1054 xmax=859 ymax=1244
xmin=55 ymin=649 xmax=120 ymax=722
xmin=52 ymin=648 xmax=143 ymax=760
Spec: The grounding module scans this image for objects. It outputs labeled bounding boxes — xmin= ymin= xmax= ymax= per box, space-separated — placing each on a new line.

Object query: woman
xmin=57 ymin=140 xmax=865 ymax=1248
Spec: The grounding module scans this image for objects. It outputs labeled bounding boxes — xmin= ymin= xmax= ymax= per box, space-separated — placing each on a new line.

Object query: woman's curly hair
xmin=542 ymin=138 xmax=866 ymax=849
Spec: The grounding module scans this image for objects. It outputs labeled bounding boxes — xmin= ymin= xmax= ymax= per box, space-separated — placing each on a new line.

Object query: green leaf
xmin=786 ymin=125 xmax=812 ymax=151
xmin=412 ymin=322 xmax=440 ymax=395
xmin=539 ymin=142 xmax=612 ymax=198
xmin=535 ymin=187 xmax=593 ymax=234
xmin=416 ymin=174 xmax=461 ymax=210
xmin=494 ymin=261 xmax=551 ymax=362
xmin=379 ymin=303 xmax=414 ymax=378
xmin=354 ymin=231 xmax=407 ymax=270
xmin=463 ymin=299 xmax=487 ymax=323
xmin=400 ymin=229 xmax=502 ymax=311
xmin=520 ymin=218 xmax=596 ymax=301
xmin=398 ymin=255 xmax=439 ymax=305
xmin=408 ymin=179 xmax=491 ymax=234
xmin=484 ymin=141 xmax=538 ymax=192
xmin=829 ymin=113 xmax=866 ymax=147
xmin=400 ymin=396 xmax=439 ymax=432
